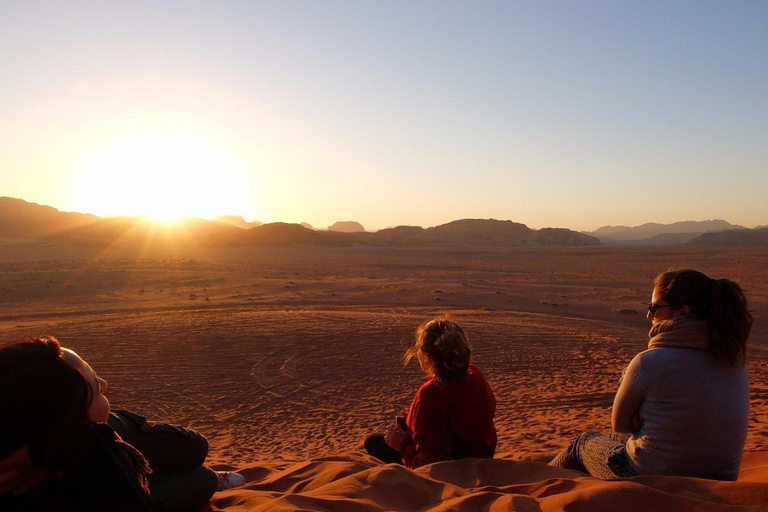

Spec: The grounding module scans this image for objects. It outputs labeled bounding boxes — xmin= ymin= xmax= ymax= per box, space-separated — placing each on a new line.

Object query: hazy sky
xmin=2 ymin=1 xmax=766 ymax=231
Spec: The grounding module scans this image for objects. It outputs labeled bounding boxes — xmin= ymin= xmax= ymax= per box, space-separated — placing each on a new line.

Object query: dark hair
xmin=0 ymin=336 xmax=92 ymax=461
xmin=405 ymin=318 xmax=471 ymax=381
xmin=655 ymin=270 xmax=752 ymax=366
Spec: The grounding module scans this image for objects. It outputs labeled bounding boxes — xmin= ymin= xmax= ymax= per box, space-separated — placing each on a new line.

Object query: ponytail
xmin=655 ymin=270 xmax=752 ymax=366
xmin=708 ymin=279 xmax=752 ymax=366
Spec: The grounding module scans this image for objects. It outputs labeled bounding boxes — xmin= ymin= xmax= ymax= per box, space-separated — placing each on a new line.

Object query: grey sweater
xmin=611 ymin=316 xmax=749 ymax=480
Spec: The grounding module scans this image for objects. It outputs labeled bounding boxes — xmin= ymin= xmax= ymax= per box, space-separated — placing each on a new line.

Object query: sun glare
xmin=76 ymin=131 xmax=248 ymax=222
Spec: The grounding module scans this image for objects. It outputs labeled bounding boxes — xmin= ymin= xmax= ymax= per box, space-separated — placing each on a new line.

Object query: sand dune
xmin=1 ymin=244 xmax=767 ymax=510
xmin=208 ymin=453 xmax=768 ymax=511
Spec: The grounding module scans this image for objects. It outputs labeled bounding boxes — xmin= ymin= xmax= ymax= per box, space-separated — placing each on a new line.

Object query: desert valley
xmin=2 ymin=202 xmax=768 ymax=510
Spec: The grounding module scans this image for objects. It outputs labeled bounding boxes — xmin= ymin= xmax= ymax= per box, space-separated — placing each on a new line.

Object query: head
xmin=650 ymin=269 xmax=752 ymax=365
xmin=0 ymin=336 xmax=94 ymax=459
xmin=405 ymin=318 xmax=471 ymax=381
xmin=61 ymin=348 xmax=110 ymax=423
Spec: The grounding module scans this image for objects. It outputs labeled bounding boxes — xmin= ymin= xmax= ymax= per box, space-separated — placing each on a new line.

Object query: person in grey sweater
xmin=550 ymin=269 xmax=752 ymax=480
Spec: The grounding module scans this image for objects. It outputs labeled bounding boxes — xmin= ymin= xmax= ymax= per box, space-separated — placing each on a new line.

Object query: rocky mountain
xmin=421 ymin=219 xmax=598 ymax=246
xmin=0 ymin=197 xmax=98 ymax=237
xmin=327 ymin=221 xmax=365 ymax=233
xmin=687 ymin=228 xmax=768 ymax=246
xmin=531 ymin=227 xmax=599 ymax=246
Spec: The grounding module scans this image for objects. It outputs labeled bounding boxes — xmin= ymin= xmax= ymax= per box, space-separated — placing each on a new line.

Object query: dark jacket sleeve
xmin=108 ymin=410 xmax=208 ymax=473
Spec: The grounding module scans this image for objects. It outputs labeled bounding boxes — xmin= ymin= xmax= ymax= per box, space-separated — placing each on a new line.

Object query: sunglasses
xmin=647 ymin=303 xmax=671 ymax=317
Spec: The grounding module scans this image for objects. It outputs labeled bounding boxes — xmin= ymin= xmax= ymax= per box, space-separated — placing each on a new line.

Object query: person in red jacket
xmin=364 ymin=318 xmax=497 ymax=469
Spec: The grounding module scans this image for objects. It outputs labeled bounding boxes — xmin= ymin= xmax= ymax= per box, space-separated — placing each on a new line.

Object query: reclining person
xmin=0 ymin=335 xmax=244 ymax=512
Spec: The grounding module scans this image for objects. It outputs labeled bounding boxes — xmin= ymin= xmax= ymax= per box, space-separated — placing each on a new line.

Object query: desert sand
xmin=1 ymin=242 xmax=767 ymax=511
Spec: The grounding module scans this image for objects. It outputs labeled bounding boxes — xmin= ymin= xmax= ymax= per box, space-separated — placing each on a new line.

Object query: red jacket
xmin=401 ymin=364 xmax=497 ymax=469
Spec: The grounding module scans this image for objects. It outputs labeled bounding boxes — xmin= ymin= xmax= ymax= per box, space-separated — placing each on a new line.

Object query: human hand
xmin=384 ymin=424 xmax=411 ymax=452
xmin=0 ymin=444 xmax=56 ymax=496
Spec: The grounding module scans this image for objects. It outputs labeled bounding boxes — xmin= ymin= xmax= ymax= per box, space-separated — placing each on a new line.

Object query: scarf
xmin=113 ymin=432 xmax=152 ymax=495
xmin=647 ymin=315 xmax=709 ymax=351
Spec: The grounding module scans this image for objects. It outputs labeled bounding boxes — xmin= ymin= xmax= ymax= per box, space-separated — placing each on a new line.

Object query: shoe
xmin=216 ymin=471 xmax=246 ymax=491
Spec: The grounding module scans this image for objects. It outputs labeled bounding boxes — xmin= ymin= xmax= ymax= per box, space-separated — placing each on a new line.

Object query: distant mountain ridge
xmin=0 ymin=197 xmax=98 ymax=237
xmin=586 ymin=220 xmax=750 ymax=246
xmin=0 ymin=197 xmax=598 ymax=248
xmin=363 ymin=219 xmax=597 ymax=246
xmin=4 ymin=197 xmax=765 ymax=247
xmin=687 ymin=228 xmax=768 ymax=246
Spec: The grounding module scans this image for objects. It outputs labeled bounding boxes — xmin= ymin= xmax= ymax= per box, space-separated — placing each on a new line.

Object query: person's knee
xmin=576 ymin=431 xmax=602 ymax=450
xmin=363 ymin=433 xmax=381 ymax=451
xmin=170 ymin=429 xmax=209 ymax=468
xmin=137 ymin=424 xmax=209 ymax=472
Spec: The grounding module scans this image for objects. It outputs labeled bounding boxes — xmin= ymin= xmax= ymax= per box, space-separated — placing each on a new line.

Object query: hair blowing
xmin=655 ymin=269 xmax=752 ymax=366
xmin=405 ymin=318 xmax=471 ymax=381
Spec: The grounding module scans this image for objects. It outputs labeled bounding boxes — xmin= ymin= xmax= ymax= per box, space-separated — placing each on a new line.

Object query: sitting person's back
xmin=617 ymin=318 xmax=749 ymax=480
xmin=405 ymin=362 xmax=496 ymax=465
xmin=365 ymin=318 xmax=497 ymax=469
xmin=551 ymin=269 xmax=753 ymax=481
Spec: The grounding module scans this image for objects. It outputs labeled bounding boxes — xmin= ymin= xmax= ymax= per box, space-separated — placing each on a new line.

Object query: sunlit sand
xmin=2 ymin=243 xmax=767 ymax=511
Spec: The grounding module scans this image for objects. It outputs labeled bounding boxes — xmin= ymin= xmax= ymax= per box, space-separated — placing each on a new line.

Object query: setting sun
xmin=76 ymin=131 xmax=249 ymax=222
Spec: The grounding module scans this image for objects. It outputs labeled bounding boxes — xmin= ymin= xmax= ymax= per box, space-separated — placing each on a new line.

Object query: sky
xmin=1 ymin=1 xmax=766 ymax=231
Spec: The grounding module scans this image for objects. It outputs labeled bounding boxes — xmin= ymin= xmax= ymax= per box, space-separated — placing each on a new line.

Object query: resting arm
xmin=400 ymin=389 xmax=451 ymax=469
xmin=611 ymin=355 xmax=645 ymax=433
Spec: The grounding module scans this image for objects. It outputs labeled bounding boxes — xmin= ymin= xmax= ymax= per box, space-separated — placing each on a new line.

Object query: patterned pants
xmin=549 ymin=431 xmax=637 ymax=479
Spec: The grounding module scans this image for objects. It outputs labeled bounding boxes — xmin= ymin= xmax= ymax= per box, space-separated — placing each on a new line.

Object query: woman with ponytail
xmin=364 ymin=318 xmax=497 ymax=469
xmin=551 ymin=269 xmax=752 ymax=480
